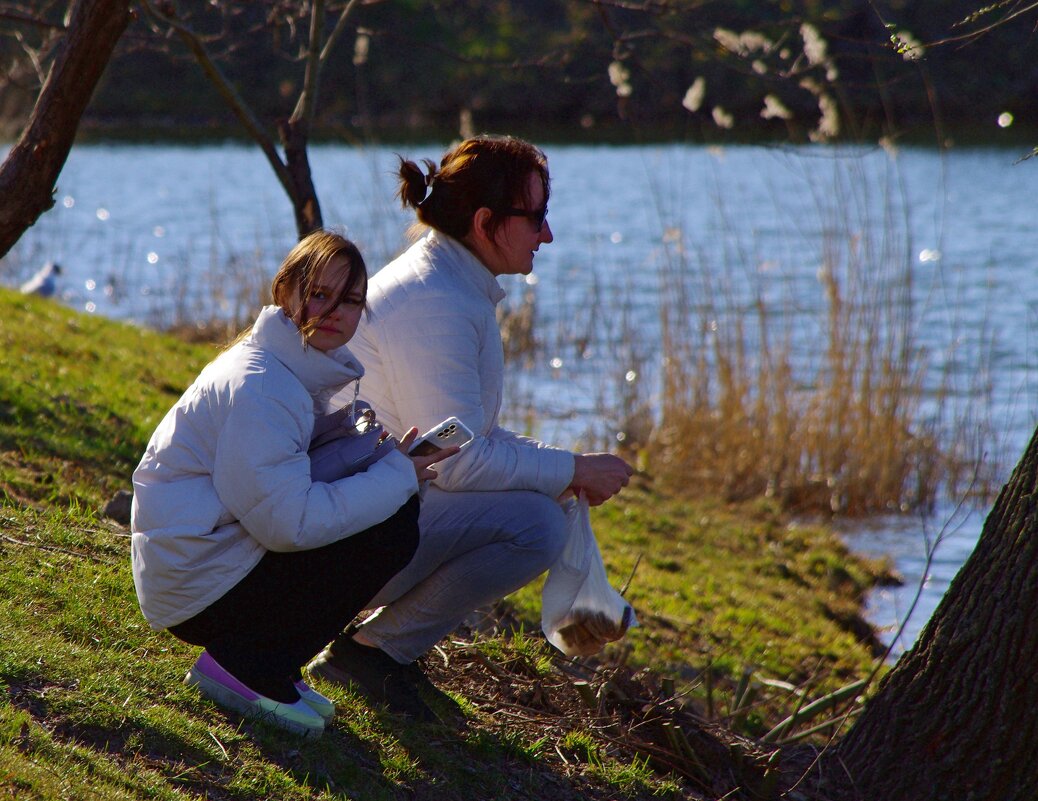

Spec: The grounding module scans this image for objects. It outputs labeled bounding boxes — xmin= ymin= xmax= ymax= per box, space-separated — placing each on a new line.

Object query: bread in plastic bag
xmin=541 ymin=492 xmax=637 ymax=656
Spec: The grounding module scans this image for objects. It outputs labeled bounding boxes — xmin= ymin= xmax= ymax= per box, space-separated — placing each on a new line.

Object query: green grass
xmin=0 ymin=288 xmax=889 ymax=798
xmin=0 ymin=292 xmax=212 ymax=508
xmin=507 ymin=487 xmax=890 ymax=735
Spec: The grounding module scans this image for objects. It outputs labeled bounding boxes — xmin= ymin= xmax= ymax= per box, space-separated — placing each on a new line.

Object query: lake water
xmin=3 ymin=141 xmax=1037 ymax=656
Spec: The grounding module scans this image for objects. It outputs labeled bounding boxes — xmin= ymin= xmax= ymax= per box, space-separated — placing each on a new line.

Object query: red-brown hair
xmin=397 ymin=135 xmax=550 ymax=242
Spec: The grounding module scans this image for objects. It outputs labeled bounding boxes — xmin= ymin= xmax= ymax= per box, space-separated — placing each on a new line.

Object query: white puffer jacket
xmin=131 ymin=306 xmax=418 ymax=630
xmin=348 ymin=231 xmax=575 ymax=496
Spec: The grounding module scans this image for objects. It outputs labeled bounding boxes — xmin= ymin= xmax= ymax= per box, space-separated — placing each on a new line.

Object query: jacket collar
xmin=247 ymin=306 xmax=365 ymax=396
xmin=426 ymin=230 xmax=507 ymax=306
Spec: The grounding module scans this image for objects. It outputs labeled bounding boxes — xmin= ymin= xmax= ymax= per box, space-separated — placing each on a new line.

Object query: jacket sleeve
xmin=211 ymin=389 xmax=417 ymax=552
xmin=373 ymin=300 xmax=574 ymax=497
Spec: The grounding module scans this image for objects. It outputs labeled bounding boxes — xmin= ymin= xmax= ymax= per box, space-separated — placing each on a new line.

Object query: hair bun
xmin=397 ymin=157 xmax=432 ymax=209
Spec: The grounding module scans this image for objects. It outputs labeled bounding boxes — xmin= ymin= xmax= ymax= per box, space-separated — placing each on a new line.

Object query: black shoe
xmin=308 ymin=634 xmax=437 ymax=722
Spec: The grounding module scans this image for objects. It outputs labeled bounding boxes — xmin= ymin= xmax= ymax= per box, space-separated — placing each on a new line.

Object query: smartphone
xmin=408 ymin=417 xmax=474 ymax=457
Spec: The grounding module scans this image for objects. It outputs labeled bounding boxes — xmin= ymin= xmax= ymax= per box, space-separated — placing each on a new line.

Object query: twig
xmin=319 ymin=0 xmax=366 ymax=65
xmin=0 ymin=10 xmax=65 ymax=31
xmin=619 ymin=551 xmax=642 ymax=596
xmin=775 ymin=705 xmax=863 ymax=745
xmin=137 ymin=0 xmax=292 ymax=196
xmin=595 ymin=729 xmax=716 ymax=791
xmin=292 ymin=0 xmax=325 ymax=124
xmin=207 ymin=729 xmax=229 ymax=760
xmin=0 ymin=533 xmax=116 ymax=565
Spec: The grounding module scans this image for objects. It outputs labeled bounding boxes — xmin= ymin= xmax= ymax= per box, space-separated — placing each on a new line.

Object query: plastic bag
xmin=541 ymin=492 xmax=637 ymax=656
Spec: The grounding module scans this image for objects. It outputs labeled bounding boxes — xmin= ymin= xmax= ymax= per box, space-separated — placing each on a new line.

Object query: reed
xmin=644 ymin=151 xmax=994 ymax=515
xmin=159 ymin=245 xmax=273 ymax=344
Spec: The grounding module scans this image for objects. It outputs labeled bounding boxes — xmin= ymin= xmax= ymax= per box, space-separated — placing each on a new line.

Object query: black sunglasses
xmin=501 ymin=204 xmax=548 ymax=232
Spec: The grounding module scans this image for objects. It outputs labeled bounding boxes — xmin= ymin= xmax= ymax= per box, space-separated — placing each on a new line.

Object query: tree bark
xmin=0 ymin=0 xmax=131 ymax=259
xmin=278 ymin=116 xmax=323 ymax=238
xmin=832 ymin=426 xmax=1038 ymax=800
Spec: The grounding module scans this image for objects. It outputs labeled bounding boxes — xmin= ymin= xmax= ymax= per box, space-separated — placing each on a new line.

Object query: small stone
xmin=103 ymin=490 xmax=133 ymax=524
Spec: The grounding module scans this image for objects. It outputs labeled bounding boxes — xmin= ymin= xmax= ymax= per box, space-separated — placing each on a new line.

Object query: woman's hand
xmin=571 ymin=453 xmax=634 ymax=506
xmin=397 ymin=427 xmax=461 ymax=482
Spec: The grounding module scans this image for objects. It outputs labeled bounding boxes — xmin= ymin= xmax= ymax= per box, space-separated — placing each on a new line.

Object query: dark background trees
xmin=3 ymin=1 xmax=1036 ymax=145
xmin=7 ymin=0 xmax=1033 ymax=244
xmin=4 ymin=0 xmax=1034 ymax=244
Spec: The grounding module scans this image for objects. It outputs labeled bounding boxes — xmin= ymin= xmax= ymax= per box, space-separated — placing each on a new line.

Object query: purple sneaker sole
xmin=185 ymin=651 xmax=324 ymax=737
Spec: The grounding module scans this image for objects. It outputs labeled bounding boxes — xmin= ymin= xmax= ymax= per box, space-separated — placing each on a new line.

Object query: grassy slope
xmin=0 ymin=289 xmax=890 ymax=800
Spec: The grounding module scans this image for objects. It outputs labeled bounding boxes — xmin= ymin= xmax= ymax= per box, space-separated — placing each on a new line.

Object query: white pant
xmin=359 ymin=486 xmax=568 ymax=663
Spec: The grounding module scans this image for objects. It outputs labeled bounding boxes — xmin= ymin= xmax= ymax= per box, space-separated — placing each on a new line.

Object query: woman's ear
xmin=471 ymin=207 xmax=496 ymax=246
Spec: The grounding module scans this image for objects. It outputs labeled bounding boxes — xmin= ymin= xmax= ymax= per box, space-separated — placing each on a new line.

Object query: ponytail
xmin=395 ymin=136 xmax=549 ymax=242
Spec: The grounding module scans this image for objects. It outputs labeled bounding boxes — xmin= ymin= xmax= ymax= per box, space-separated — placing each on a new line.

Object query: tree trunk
xmin=0 ymin=0 xmax=131 ymax=259
xmin=278 ymin=117 xmax=323 ymax=238
xmin=832 ymin=426 xmax=1038 ymax=800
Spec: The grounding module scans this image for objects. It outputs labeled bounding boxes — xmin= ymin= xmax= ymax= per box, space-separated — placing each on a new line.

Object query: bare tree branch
xmin=292 ymin=0 xmax=369 ymax=123
xmin=0 ymin=10 xmax=66 ymax=31
xmin=13 ymin=30 xmax=47 ymax=84
xmin=292 ymin=0 xmax=324 ymax=125
xmin=937 ymin=1 xmax=1038 ymax=45
xmin=137 ymin=0 xmax=294 ymax=199
xmin=137 ymin=0 xmax=340 ymax=236
xmin=0 ymin=0 xmax=131 ymax=259
xmin=319 ymin=0 xmax=365 ymax=63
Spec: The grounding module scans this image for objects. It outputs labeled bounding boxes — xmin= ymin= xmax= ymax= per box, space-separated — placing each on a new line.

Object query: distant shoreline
xmin=4 ymin=117 xmax=1037 ymax=150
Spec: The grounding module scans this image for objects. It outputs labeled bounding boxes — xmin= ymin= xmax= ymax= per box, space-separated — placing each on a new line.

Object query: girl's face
xmin=290 ymin=255 xmax=366 ymax=352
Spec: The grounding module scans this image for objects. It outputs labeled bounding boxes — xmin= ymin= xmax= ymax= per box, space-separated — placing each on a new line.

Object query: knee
xmin=510 ymin=492 xmax=569 ymax=568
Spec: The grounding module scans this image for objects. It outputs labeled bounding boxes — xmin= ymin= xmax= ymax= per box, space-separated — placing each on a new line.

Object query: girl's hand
xmin=397 ymin=427 xmax=461 ymax=482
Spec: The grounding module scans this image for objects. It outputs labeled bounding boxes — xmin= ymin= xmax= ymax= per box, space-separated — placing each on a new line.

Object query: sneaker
xmin=294 ymin=678 xmax=335 ymax=722
xmin=185 ymin=651 xmax=324 ymax=737
xmin=308 ymin=635 xmax=436 ymax=722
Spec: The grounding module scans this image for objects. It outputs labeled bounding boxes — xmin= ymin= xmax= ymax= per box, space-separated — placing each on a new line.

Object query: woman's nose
xmin=540 ymin=220 xmax=554 ymax=244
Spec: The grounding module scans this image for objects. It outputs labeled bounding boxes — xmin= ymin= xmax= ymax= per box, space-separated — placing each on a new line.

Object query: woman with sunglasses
xmin=308 ymin=136 xmax=634 ymax=719
xmin=130 ymin=230 xmax=454 ymax=737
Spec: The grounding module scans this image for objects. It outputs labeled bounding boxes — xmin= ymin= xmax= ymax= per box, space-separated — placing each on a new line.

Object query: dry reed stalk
xmin=647 ymin=154 xmax=986 ymax=516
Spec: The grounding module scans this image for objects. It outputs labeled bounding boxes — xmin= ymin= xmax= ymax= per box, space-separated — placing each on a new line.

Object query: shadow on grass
xmin=3 ymin=657 xmax=616 ymax=801
xmin=3 ymin=665 xmax=411 ymax=801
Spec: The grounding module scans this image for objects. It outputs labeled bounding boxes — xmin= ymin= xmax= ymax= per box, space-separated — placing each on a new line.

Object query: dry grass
xmin=642 ymin=155 xmax=994 ymax=517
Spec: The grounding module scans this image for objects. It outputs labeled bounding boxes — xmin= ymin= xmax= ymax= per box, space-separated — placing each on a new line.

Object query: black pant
xmin=170 ymin=495 xmax=420 ymax=702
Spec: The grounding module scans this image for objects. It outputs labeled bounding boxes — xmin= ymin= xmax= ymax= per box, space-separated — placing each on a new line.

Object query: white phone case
xmin=408 ymin=417 xmax=474 ymax=457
